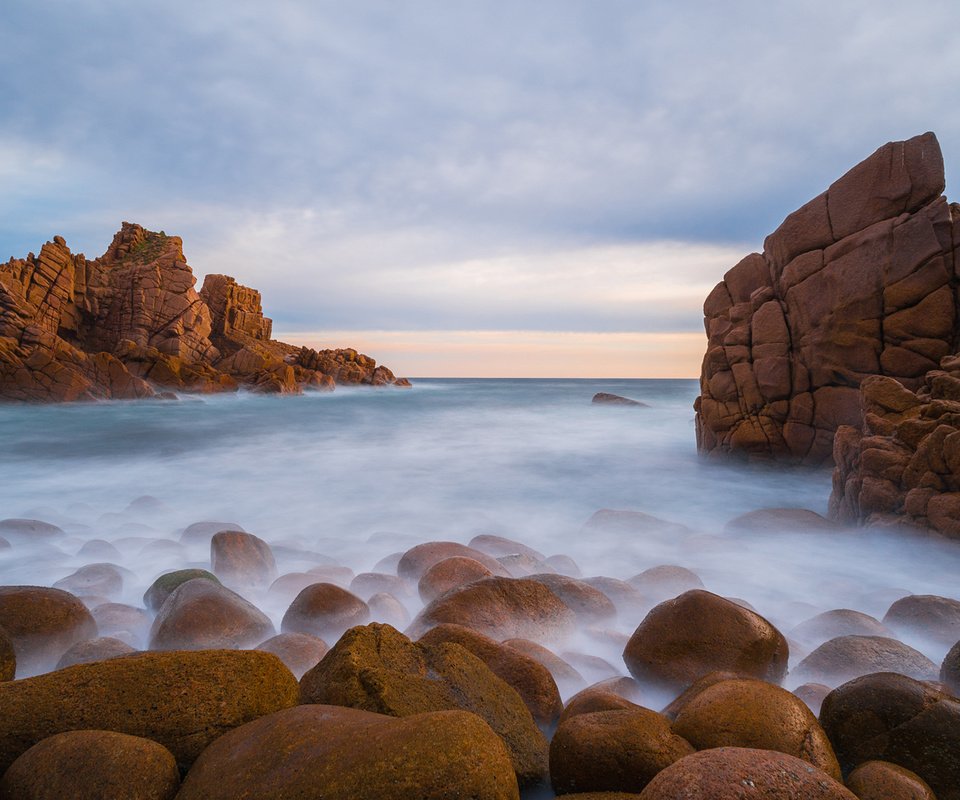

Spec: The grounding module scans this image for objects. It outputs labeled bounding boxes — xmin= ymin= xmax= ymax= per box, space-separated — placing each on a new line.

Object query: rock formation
xmin=0 ymin=222 xmax=409 ymax=401
xmin=696 ymin=132 xmax=959 ymax=464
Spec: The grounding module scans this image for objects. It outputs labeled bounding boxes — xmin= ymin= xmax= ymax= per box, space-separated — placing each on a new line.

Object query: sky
xmin=2 ymin=1 xmax=959 ymax=377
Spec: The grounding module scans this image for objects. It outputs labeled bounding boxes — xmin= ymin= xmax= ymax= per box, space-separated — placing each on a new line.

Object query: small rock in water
xmin=56 ymin=636 xmax=137 ymax=669
xmin=256 ymin=632 xmax=329 ymax=680
xmin=281 ymin=583 xmax=370 ymax=640
xmin=591 ymin=392 xmax=648 ymax=406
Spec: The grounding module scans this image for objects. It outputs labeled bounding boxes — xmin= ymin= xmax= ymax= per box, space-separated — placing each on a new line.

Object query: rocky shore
xmin=0 ymin=503 xmax=956 ymax=798
xmin=0 ymin=222 xmax=409 ymax=401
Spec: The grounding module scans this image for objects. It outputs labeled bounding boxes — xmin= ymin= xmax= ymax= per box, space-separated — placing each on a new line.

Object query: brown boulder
xmin=790 ymin=609 xmax=893 ymax=647
xmin=725 ymin=508 xmax=842 ymax=533
xmin=280 ymin=582 xmax=370 ymax=640
xmin=622 ymin=590 xmax=789 ymax=693
xmin=407 ymin=576 xmax=577 ymax=643
xmin=55 ymin=636 xmax=136 ymax=668
xmin=177 ymin=704 xmax=519 ymax=800
xmin=0 ymin=627 xmax=14 ymax=681
xmin=582 ymin=577 xmax=650 ymax=616
xmin=660 ymin=670 xmax=743 ymax=719
xmin=143 ymin=568 xmax=220 ymax=610
xmin=846 ymin=760 xmax=937 ymax=800
xmin=558 ymin=684 xmax=644 ymax=728
xmin=637 ymin=747 xmax=857 ymax=799
xmin=883 ymin=594 xmax=960 ymax=650
xmin=299 ymin=622 xmax=548 ymax=788
xmin=418 ymin=623 xmax=563 ymax=728
xmin=0 ymin=730 xmax=180 ymax=800
xmin=468 ymin=533 xmax=546 ymax=561
xmin=583 ymin=510 xmax=691 ymax=538
xmin=819 ymin=671 xmax=960 ymax=800
xmin=550 ymin=708 xmax=694 ymax=794
xmin=368 ymin=592 xmax=410 ymax=628
xmin=255 ymin=632 xmax=328 ymax=679
xmin=504 ymin=638 xmax=586 ymax=695
xmin=671 ymin=677 xmax=841 ymax=779
xmin=793 ymin=682 xmax=832 ymax=716
xmin=148 ymin=578 xmax=274 ymax=650
xmin=90 ymin=602 xmax=152 ymax=644
xmin=210 ymin=530 xmax=277 ymax=588
xmin=0 ymin=649 xmax=298 ymax=773
xmin=592 ymin=392 xmax=646 ymax=406
xmin=627 ymin=565 xmax=704 ymax=602
xmin=349 ymin=571 xmax=413 ymax=600
xmin=0 ymin=586 xmax=97 ymax=675
xmin=940 ymin=639 xmax=960 ymax=693
xmin=418 ymin=556 xmax=494 ymax=603
xmin=528 ymin=573 xmax=616 ymax=623
xmin=52 ymin=563 xmax=131 ymax=598
xmin=179 ymin=521 xmax=245 ymax=545
xmin=792 ymin=635 xmax=938 ymax=686
xmin=397 ymin=541 xmax=507 ymax=580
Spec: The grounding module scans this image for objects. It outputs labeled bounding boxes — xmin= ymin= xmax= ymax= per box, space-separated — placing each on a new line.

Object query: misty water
xmin=2 ymin=378 xmax=960 ymax=691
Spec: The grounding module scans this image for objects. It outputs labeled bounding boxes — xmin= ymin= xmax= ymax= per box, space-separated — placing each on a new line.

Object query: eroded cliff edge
xmin=0 ymin=222 xmax=409 ymax=400
xmin=695 ymin=132 xmax=959 ymax=465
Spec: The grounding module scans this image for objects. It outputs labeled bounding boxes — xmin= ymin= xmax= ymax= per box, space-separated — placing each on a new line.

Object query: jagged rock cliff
xmin=0 ymin=223 xmax=409 ymax=400
xmin=696 ymin=132 xmax=959 ymax=464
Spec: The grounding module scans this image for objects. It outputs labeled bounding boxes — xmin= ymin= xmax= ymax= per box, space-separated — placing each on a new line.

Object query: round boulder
xmin=179 ymin=521 xmax=245 ymax=545
xmin=0 ymin=518 xmax=64 ymax=542
xmin=528 ymin=574 xmax=616 ymax=623
xmin=504 ymin=638 xmax=586 ymax=695
xmin=622 ymin=590 xmax=789 ymax=693
xmin=281 ymin=583 xmax=370 ymax=640
xmin=883 ymin=594 xmax=960 ymax=652
xmin=790 ymin=609 xmax=893 ymax=647
xmin=210 ymin=530 xmax=277 ymax=588
xmin=846 ymin=760 xmax=937 ymax=800
xmin=469 ymin=533 xmax=546 ymax=561
xmin=418 ymin=556 xmax=494 ymax=603
xmin=349 ymin=572 xmax=413 ymax=600
xmin=0 ymin=729 xmax=179 ymax=800
xmin=53 ymin=563 xmax=131 ymax=598
xmin=791 ymin=635 xmax=937 ymax=687
xmin=143 ymin=569 xmax=220 ymax=611
xmin=256 ymin=632 xmax=328 ymax=679
xmin=397 ymin=541 xmax=507 ymax=581
xmin=940 ymin=639 xmax=960 ymax=694
xmin=91 ymin=602 xmax=152 ymax=644
xmin=558 ymin=685 xmax=644 ymax=728
xmin=56 ymin=636 xmax=136 ymax=668
xmin=627 ymin=565 xmax=704 ymax=603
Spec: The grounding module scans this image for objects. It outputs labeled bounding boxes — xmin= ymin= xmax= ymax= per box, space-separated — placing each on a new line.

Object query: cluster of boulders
xmin=0 ymin=222 xmax=409 ymax=400
xmin=0 ymin=511 xmax=957 ymax=798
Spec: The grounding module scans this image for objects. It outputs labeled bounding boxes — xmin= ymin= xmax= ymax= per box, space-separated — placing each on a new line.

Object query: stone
xmin=91 ymin=602 xmax=152 ymax=643
xmin=550 ymin=708 xmax=694 ymax=794
xmin=255 ymin=632 xmax=328 ymax=679
xmin=622 ymin=590 xmax=789 ymax=693
xmin=299 ymin=622 xmax=548 ymax=788
xmin=504 ymin=638 xmax=586 ymax=695
xmin=671 ymin=677 xmax=841 ymax=779
xmin=179 ymin=521 xmax=245 ymax=545
xmin=725 ymin=508 xmax=842 ymax=533
xmin=418 ymin=623 xmax=563 ymax=729
xmin=583 ymin=510 xmax=691 ymax=538
xmin=349 ymin=571 xmax=413 ymax=599
xmin=0 ymin=649 xmax=298 ymax=773
xmin=940 ymin=639 xmax=960 ymax=693
xmin=210 ymin=530 xmax=277 ymax=588
xmin=77 ymin=539 xmax=123 ymax=560
xmin=143 ymin=568 xmax=220 ymax=610
xmin=53 ymin=562 xmax=130 ymax=598
xmin=627 ymin=566 xmax=704 ymax=602
xmin=790 ymin=609 xmax=893 ymax=647
xmin=591 ymin=392 xmax=648 ymax=406
xmin=397 ymin=541 xmax=507 ymax=580
xmin=558 ymin=684 xmax=644 ymax=727
xmin=527 ymin=574 xmax=616 ymax=623
xmin=845 ymin=760 xmax=937 ymax=800
xmin=407 ymin=576 xmax=577 ymax=643
xmin=0 ymin=519 xmax=64 ymax=541
xmin=0 ymin=586 xmax=97 ymax=675
xmin=793 ymin=682 xmax=832 ymax=716
xmin=0 ymin=626 xmax=14 ymax=681
xmin=791 ymin=635 xmax=937 ymax=686
xmin=418 ymin=556 xmax=494 ymax=603
xmin=819 ymin=672 xmax=960 ymax=800
xmin=368 ymin=592 xmax=410 ymax=628
xmin=468 ymin=533 xmax=546 ymax=561
xmin=176 ymin=704 xmax=519 ymax=800
xmin=280 ymin=582 xmax=370 ymax=640
xmin=697 ymin=133 xmax=954 ymax=464
xmin=883 ymin=594 xmax=960 ymax=651
xmin=637 ymin=747 xmax=857 ymax=799
xmin=55 ymin=636 xmax=137 ymax=668
xmin=0 ymin=730 xmax=180 ymax=800
xmin=148 ymin=578 xmax=275 ymax=650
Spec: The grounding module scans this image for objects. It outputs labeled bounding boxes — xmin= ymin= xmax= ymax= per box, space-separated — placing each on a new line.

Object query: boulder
xmin=725 ymin=508 xmax=842 ymax=533
xmin=418 ymin=556 xmax=494 ymax=603
xmin=52 ymin=563 xmax=130 ymax=598
xmin=143 ymin=568 xmax=221 ymax=610
xmin=180 ymin=521 xmax=245 ymax=545
xmin=558 ymin=684 xmax=644 ymax=728
xmin=397 ymin=541 xmax=507 ymax=580
xmin=0 ymin=649 xmax=298 ymax=773
xmin=407 ymin=576 xmax=576 ymax=643
xmin=791 ymin=635 xmax=937 ymax=686
xmin=418 ymin=623 xmax=563 ymax=728
xmin=280 ymin=583 xmax=370 ymax=640
xmin=527 ymin=574 xmax=616 ymax=623
xmin=299 ymin=623 xmax=548 ymax=788
xmin=210 ymin=530 xmax=277 ymax=588
xmin=592 ymin=392 xmax=647 ymax=406
xmin=349 ymin=572 xmax=413 ymax=600
xmin=819 ymin=671 xmax=960 ymax=800
xmin=883 ymin=594 xmax=960 ymax=651
xmin=845 ymin=760 xmax=937 ymax=800
xmin=0 ymin=586 xmax=97 ymax=675
xmin=504 ymin=638 xmax=586 ymax=695
xmin=550 ymin=708 xmax=694 ymax=794
xmin=0 ymin=730 xmax=180 ymax=800
xmin=0 ymin=627 xmax=14 ymax=681
xmin=468 ymin=534 xmax=546 ymax=562
xmin=0 ymin=519 xmax=64 ymax=541
xmin=671 ymin=677 xmax=841 ymax=779
xmin=90 ymin=602 xmax=152 ymax=644
xmin=176 ymin=704 xmax=519 ymax=800
xmin=367 ymin=592 xmax=410 ymax=628
xmin=622 ymin=590 xmax=789 ymax=693
xmin=940 ymin=639 xmax=960 ymax=693
xmin=148 ymin=578 xmax=274 ymax=650
xmin=56 ymin=636 xmax=137 ymax=668
xmin=637 ymin=747 xmax=857 ymax=799
xmin=627 ymin=566 xmax=704 ymax=602
xmin=255 ymin=632 xmax=328 ymax=679
xmin=793 ymin=682 xmax=832 ymax=716
xmin=790 ymin=609 xmax=893 ymax=647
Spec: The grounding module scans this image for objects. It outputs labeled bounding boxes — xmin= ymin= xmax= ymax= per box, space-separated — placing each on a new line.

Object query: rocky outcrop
xmin=0 ymin=222 xmax=409 ymax=400
xmin=696 ymin=133 xmax=959 ymax=464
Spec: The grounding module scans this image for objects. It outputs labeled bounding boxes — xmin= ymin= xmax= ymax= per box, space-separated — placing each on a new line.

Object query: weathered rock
xmin=281 ymin=582 xmax=370 ymax=640
xmin=77 ymin=538 xmax=123 ymax=560
xmin=148 ymin=578 xmax=274 ymax=650
xmin=696 ymin=132 xmax=954 ymax=464
xmin=0 ymin=586 xmax=97 ymax=675
xmin=637 ymin=748 xmax=857 ymax=799
xmin=504 ymin=638 xmax=587 ymax=695
xmin=792 ymin=635 xmax=937 ymax=686
xmin=883 ymin=594 xmax=960 ymax=650
xmin=418 ymin=556 xmax=494 ymax=603
xmin=793 ymin=682 xmax=832 ymax=716
xmin=143 ymin=568 xmax=220 ymax=610
xmin=349 ymin=571 xmax=413 ymax=600
xmin=527 ymin=573 xmax=617 ymax=623
xmin=210 ymin=530 xmax=277 ymax=588
xmin=846 ymin=760 xmax=937 ymax=800
xmin=581 ymin=577 xmax=650 ymax=616
xmin=790 ymin=609 xmax=893 ymax=647
xmin=418 ymin=623 xmax=563 ymax=728
xmin=558 ymin=684 xmax=644 ymax=728
xmin=583 ymin=510 xmax=691 ymax=538
xmin=671 ymin=677 xmax=841 ymax=779
xmin=0 ymin=518 xmax=64 ymax=541
xmin=592 ymin=392 xmax=647 ymax=406
xmin=622 ymin=590 xmax=789 ymax=693
xmin=407 ymin=576 xmax=577 ymax=643
xmin=940 ymin=639 xmax=960 ymax=693
xmin=177 ymin=704 xmax=519 ymax=800
xmin=397 ymin=541 xmax=507 ymax=581
xmin=627 ymin=566 xmax=704 ymax=602
xmin=368 ymin=592 xmax=410 ymax=628
xmin=299 ymin=623 xmax=548 ymax=788
xmin=469 ymin=533 xmax=546 ymax=562
xmin=55 ymin=636 xmax=137 ymax=668
xmin=726 ymin=508 xmax=843 ymax=533
xmin=91 ymin=602 xmax=152 ymax=643
xmin=255 ymin=632 xmax=328 ymax=679
xmin=0 ymin=649 xmax=298 ymax=773
xmin=550 ymin=708 xmax=694 ymax=794
xmin=53 ymin=562 xmax=130 ymax=598
xmin=0 ymin=627 xmax=14 ymax=681
xmin=179 ymin=521 xmax=244 ymax=545
xmin=660 ymin=670 xmax=743 ymax=720
xmin=819 ymin=671 xmax=960 ymax=800
xmin=0 ymin=730 xmax=180 ymax=800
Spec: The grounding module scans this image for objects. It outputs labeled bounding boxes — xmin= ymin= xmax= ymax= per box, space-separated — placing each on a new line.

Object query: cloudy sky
xmin=2 ymin=1 xmax=958 ymax=376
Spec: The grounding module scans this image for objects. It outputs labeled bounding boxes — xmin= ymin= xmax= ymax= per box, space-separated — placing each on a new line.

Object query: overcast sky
xmin=2 ymin=1 xmax=959 ymax=376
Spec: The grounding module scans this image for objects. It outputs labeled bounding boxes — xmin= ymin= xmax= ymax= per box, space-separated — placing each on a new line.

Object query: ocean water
xmin=2 ymin=378 xmax=959 ymax=679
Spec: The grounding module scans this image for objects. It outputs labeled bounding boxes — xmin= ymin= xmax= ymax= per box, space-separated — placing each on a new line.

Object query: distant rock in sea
xmin=0 ymin=222 xmax=410 ymax=400
xmin=591 ymin=392 xmax=647 ymax=406
xmin=695 ymin=132 xmax=957 ymax=465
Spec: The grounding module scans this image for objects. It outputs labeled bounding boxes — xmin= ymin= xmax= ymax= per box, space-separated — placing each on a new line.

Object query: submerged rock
xmin=591 ymin=392 xmax=647 ymax=406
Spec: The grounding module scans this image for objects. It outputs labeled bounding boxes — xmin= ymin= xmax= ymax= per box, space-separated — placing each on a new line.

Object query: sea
xmin=2 ymin=378 xmax=959 ymax=681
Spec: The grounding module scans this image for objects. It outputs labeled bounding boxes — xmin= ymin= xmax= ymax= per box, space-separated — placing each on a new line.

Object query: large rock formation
xmin=0 ymin=223 xmax=409 ymax=400
xmin=696 ymin=133 xmax=959 ymax=464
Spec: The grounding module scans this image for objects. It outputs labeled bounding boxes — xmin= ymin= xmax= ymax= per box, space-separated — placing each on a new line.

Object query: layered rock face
xmin=0 ymin=222 xmax=408 ymax=400
xmin=696 ymin=132 xmax=959 ymax=464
